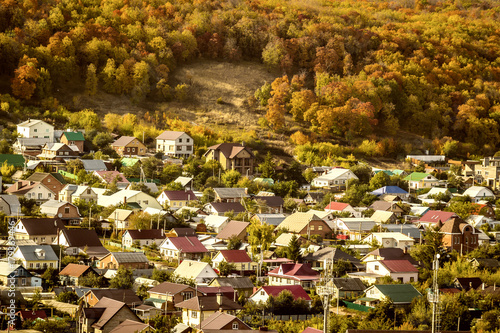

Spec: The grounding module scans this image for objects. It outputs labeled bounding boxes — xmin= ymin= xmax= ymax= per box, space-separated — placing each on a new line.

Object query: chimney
xmin=124 ymin=196 xmax=127 ymax=204
xmin=161 ymin=229 xmax=164 ymax=237
xmin=216 ymin=292 xmax=223 ymax=306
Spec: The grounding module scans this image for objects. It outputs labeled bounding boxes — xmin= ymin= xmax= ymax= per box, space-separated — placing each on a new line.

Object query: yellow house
xmin=111 ymin=136 xmax=147 ymax=156
xmin=12 ymin=245 xmax=59 ymax=271
xmin=156 ymin=190 xmax=197 ymax=209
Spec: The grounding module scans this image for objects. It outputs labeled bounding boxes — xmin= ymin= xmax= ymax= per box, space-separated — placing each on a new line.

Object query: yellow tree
xmin=12 ymin=56 xmax=39 ymax=100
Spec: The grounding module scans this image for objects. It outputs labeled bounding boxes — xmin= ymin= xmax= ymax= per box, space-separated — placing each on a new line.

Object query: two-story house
xmin=14 ymin=218 xmax=66 ymax=245
xmin=17 ymin=119 xmax=54 ymax=141
xmin=404 ymin=172 xmax=439 ymax=190
xmin=54 ymin=229 xmax=109 ymax=258
xmin=311 ymin=168 xmax=358 ymax=190
xmin=122 ymin=229 xmax=165 ymax=248
xmin=12 ymin=245 xmax=59 ymax=271
xmin=276 ymin=212 xmax=333 ymax=239
xmin=98 ymin=252 xmax=149 ymax=270
xmin=362 ymin=232 xmax=415 ymax=250
xmin=267 ymin=263 xmax=320 ymax=289
xmin=5 ymin=181 xmax=56 ymax=204
xmin=157 ymin=190 xmax=197 ymax=210
xmin=439 ymin=217 xmax=479 ymax=254
xmin=40 ymin=200 xmax=81 ymax=225
xmin=80 ymin=297 xmax=142 ymax=333
xmin=204 ymin=143 xmax=255 ymax=176
xmin=147 ymin=281 xmax=202 ymax=310
xmin=159 ymin=236 xmax=208 ymax=262
xmin=156 ymin=131 xmax=194 ymax=158
xmin=60 ymin=131 xmax=85 ymax=153
xmin=25 ymin=172 xmax=66 ymax=199
xmin=111 ymin=136 xmax=147 ymax=157
xmin=211 ymin=250 xmax=257 ymax=276
xmin=38 ymin=143 xmax=80 ymax=160
xmin=59 ymin=184 xmax=98 ymax=203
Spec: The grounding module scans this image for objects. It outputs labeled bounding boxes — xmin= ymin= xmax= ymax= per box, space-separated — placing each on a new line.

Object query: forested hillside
xmin=1 ymin=0 xmax=500 ymax=160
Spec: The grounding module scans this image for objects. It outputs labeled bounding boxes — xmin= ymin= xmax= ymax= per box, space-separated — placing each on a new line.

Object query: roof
xmin=214 ymin=188 xmax=249 ymax=199
xmin=61 ymin=131 xmax=85 ymax=141
xmin=205 ymin=143 xmax=254 ymax=159
xmin=173 ymin=260 xmax=217 ymax=280
xmin=463 ymin=186 xmax=495 ymax=198
xmin=313 ymin=168 xmax=357 ymax=181
xmin=371 ymin=186 xmax=408 ymax=196
xmin=176 ymin=295 xmax=243 ymax=311
xmin=380 ymin=260 xmax=419 ymax=273
xmin=207 ymin=202 xmax=245 ymax=214
xmin=201 ymin=312 xmax=251 ymax=330
xmin=338 ymin=218 xmax=377 ymax=232
xmin=277 ymin=212 xmax=327 ymax=233
xmin=111 ymin=136 xmax=139 ymax=147
xmin=148 ymin=282 xmax=193 ymax=295
xmin=90 ymin=297 xmax=130 ymax=329
xmin=404 ymin=172 xmax=432 ymax=181
xmin=253 ymin=196 xmax=284 ymax=207
xmin=170 ymin=228 xmax=197 ymax=237
xmin=439 ymin=217 xmax=473 ymax=234
xmin=121 ymin=157 xmax=140 ymax=167
xmin=17 ymin=310 xmax=48 ymax=320
xmin=17 ymin=218 xmax=66 ymax=236
xmin=124 ymin=229 xmax=165 ymax=240
xmin=216 ymin=221 xmax=249 ymax=240
xmin=26 ymin=172 xmax=66 ymax=184
xmin=105 ymin=252 xmax=149 ymax=263
xmin=156 ymin=131 xmax=188 ymax=140
xmin=109 ymin=319 xmax=150 ymax=333
xmin=455 ymin=277 xmax=483 ymax=290
xmin=0 ymin=154 xmax=25 ymax=167
xmin=325 ymin=202 xmax=350 ymax=211
xmin=329 ymin=278 xmax=366 ymax=291
xmin=163 ymin=236 xmax=208 ymax=253
xmin=256 ymin=285 xmax=311 ymax=301
xmin=204 ymin=215 xmax=230 ymax=227
xmin=364 ymin=248 xmax=417 ymax=265
xmin=370 ymin=211 xmax=396 ymax=223
xmin=160 ymin=190 xmax=197 ymax=201
xmin=218 ymin=250 xmax=252 ymax=263
xmin=81 ymin=159 xmax=108 ymax=171
xmin=94 ymin=171 xmax=129 ymax=184
xmin=385 ymin=224 xmax=422 ymax=239
xmin=40 ymin=200 xmax=78 ymax=216
xmin=59 ymin=264 xmax=95 ymax=277
xmin=18 ymin=119 xmax=51 ymax=127
xmin=209 ymin=277 xmax=254 ymax=289
xmin=108 ymin=209 xmax=134 ymax=221
xmin=303 ymin=247 xmax=361 ymax=266
xmin=16 ymin=245 xmax=58 ymax=262
xmin=61 ymin=229 xmax=105 ymax=248
xmin=253 ymin=214 xmax=286 ymax=226
xmin=274 ymin=233 xmax=307 ymax=247
xmin=373 ymin=284 xmax=422 ymax=303
xmin=175 ymin=176 xmax=193 ymax=187
xmin=418 ymin=210 xmax=457 ymax=224
xmin=268 ymin=263 xmax=319 ymax=280
xmin=89 ymin=290 xmax=142 ymax=307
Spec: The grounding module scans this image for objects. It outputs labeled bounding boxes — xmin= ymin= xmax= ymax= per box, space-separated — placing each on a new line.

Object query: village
xmin=2 ymin=118 xmax=500 ymax=333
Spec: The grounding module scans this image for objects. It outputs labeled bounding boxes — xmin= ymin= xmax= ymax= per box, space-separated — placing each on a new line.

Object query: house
xmin=276 ymin=212 xmax=333 ymax=239
xmin=213 ymin=188 xmax=249 ymax=203
xmin=174 ymin=176 xmax=194 ymax=191
xmin=252 ymin=214 xmax=287 ymax=226
xmin=472 ymin=156 xmax=500 ymax=189
xmin=216 ymin=221 xmax=249 ymax=242
xmin=200 ymin=311 xmax=252 ymax=331
xmin=173 ymin=260 xmax=219 ymax=284
xmin=404 ymin=172 xmax=439 ymax=190
xmin=80 ymin=297 xmax=142 ymax=333
xmin=98 ymin=189 xmax=163 ymax=210
xmin=157 ymin=190 xmax=197 ymax=210
xmin=439 ymin=217 xmax=479 ymax=254
xmin=156 ymin=131 xmax=194 ymax=158
xmin=326 ymin=278 xmax=366 ymax=299
xmin=349 ymin=259 xmax=418 ymax=284
xmin=204 ymin=143 xmax=255 ymax=176
xmin=159 ymin=236 xmax=208 ymax=262
xmin=176 ymin=294 xmax=243 ymax=328
xmin=111 ymin=136 xmax=147 ymax=156
xmin=59 ymin=264 xmax=98 ymax=286
xmin=109 ymin=319 xmax=154 ymax=333
xmin=147 ymin=282 xmax=201 ymax=310
xmin=362 ymin=248 xmax=418 ymax=265
xmin=274 ymin=233 xmax=309 ymax=248
xmin=17 ymin=119 xmax=54 ymax=141
xmin=0 ymin=194 xmax=21 ymax=216
xmin=208 ymin=277 xmax=255 ymax=298
xmin=469 ymin=258 xmax=500 ymax=270
xmin=0 ymin=261 xmax=42 ymax=287
xmin=81 ymin=160 xmax=108 ymax=172
xmin=302 ymin=247 xmax=362 ymax=271
xmin=98 ymin=252 xmax=149 ymax=270
xmin=311 ymin=168 xmax=358 ymax=190
xmin=371 ymin=186 xmax=409 ymax=200
xmin=26 ymin=172 xmax=66 ymax=197
xmin=55 ymin=229 xmax=109 ymax=258
xmin=94 ymin=171 xmax=130 ymax=189
xmin=60 ymin=131 xmax=85 ymax=152
xmin=454 ymin=277 xmax=483 ymax=291
xmin=14 ymin=138 xmax=51 ymax=157
xmin=107 ymin=209 xmax=134 ymax=229
xmin=12 ymin=245 xmax=59 ymax=270
xmin=203 ymin=215 xmax=230 ymax=233
xmin=14 ymin=218 xmax=65 ymax=245
xmin=165 ymin=228 xmax=197 ymax=237
xmin=122 ymin=229 xmax=165 ymax=249
xmin=416 ymin=210 xmax=458 ymax=228
xmin=59 ymin=184 xmax=98 ymax=203
xmin=324 ymin=202 xmax=356 ymax=216
xmin=212 ymin=250 xmax=257 ymax=275
xmin=359 ymin=284 xmax=422 ymax=307
xmin=40 ymin=200 xmax=81 ymax=225
xmin=369 ymin=210 xmax=397 ymax=224
xmin=5 ymin=180 xmax=56 ymax=203
xmin=38 ymin=142 xmax=80 ymax=160
xmin=333 ymin=218 xmax=378 ymax=241
xmin=204 ymin=202 xmax=246 ymax=216
xmin=252 ymin=196 xmax=284 ymax=214
xmin=462 ymin=186 xmax=495 ymax=203
xmin=385 ymin=224 xmax=422 ymax=241
xmin=83 ymin=289 xmax=142 ymax=308
xmin=369 ymin=201 xmax=405 ymax=217
xmin=303 ymin=192 xmax=325 ymax=205
xmin=249 ymin=285 xmax=311 ymax=305
xmin=268 ymin=263 xmax=320 ymax=289
xmin=363 ymin=232 xmax=415 ymax=250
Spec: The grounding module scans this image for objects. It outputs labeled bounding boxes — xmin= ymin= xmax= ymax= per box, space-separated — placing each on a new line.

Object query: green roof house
xmin=359 ymin=284 xmax=422 ymax=307
xmin=60 ymin=131 xmax=85 ymax=153
xmin=121 ymin=157 xmax=140 ymax=167
xmin=404 ymin=172 xmax=439 ymax=191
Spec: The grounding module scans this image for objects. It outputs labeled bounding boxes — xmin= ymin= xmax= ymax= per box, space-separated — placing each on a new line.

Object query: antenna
xmin=316 ymin=258 xmax=334 ymax=333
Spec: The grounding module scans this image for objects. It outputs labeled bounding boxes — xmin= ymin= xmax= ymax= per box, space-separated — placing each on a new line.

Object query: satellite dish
xmin=58 ymin=213 xmax=62 ymax=218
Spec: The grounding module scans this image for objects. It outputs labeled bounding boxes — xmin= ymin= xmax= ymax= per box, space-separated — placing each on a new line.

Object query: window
xmin=191 ymin=311 xmax=197 ymax=318
xmin=36 ymin=263 xmax=40 ymax=268
xmin=29 ymin=263 xmax=33 ymax=268
xmin=73 ymin=248 xmax=78 ymax=254
xmin=41 ymin=237 xmax=45 ymax=242
xmin=310 ymin=225 xmax=315 ymax=231
xmin=177 ymin=146 xmax=182 ymax=151
xmin=48 ymin=193 xmax=52 ymax=198
xmin=179 ymin=138 xmax=183 ymax=143
xmin=34 ymin=237 xmax=38 ymax=242
xmin=49 ymin=263 xmax=53 ymax=268
xmin=187 ymin=138 xmax=190 ymax=142
xmin=374 ymin=265 xmax=379 ymax=270
xmin=22 ymin=278 xmax=26 ymax=286
xmin=260 ymin=291 xmax=265 ymax=295
xmin=65 ymin=207 xmax=70 ymax=214
xmin=232 ymin=323 xmax=239 ymax=330
xmin=34 ymin=129 xmax=38 ymax=132
xmin=127 ymin=148 xmax=130 ymax=152
xmin=410 ymin=277 xmax=414 ymax=282
xmin=318 ymin=226 xmax=323 ymax=230
xmin=38 ymin=193 xmax=42 ymax=199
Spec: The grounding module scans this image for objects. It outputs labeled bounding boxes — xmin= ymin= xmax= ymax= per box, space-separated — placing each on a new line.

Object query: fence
xmin=342 ymin=301 xmax=373 ymax=312
xmin=242 ymin=314 xmax=322 ymax=322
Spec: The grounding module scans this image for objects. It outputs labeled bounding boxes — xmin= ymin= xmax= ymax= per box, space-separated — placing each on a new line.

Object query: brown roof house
xmin=303 ymin=247 xmax=363 ymax=271
xmin=208 ymin=277 xmax=255 ymax=298
xmin=55 ymin=229 xmax=109 ymax=258
xmin=276 ymin=212 xmax=333 ymax=240
xmin=216 ymin=221 xmax=249 ymax=242
xmin=156 ymin=131 xmax=194 ymax=158
xmin=26 ymin=172 xmax=66 ymax=197
xmin=59 ymin=263 xmax=98 ymax=286
xmin=176 ymin=294 xmax=243 ymax=329
xmin=268 ymin=263 xmax=320 ymax=289
xmin=211 ymin=250 xmax=257 ymax=276
xmin=37 ymin=143 xmax=80 ymax=161
xmin=14 ymin=218 xmax=66 ymax=245
xmin=84 ymin=289 xmax=142 ymax=308
xmin=122 ymin=229 xmax=165 ymax=249
xmin=111 ymin=136 xmax=147 ymax=157
xmin=439 ymin=217 xmax=479 ymax=254
xmin=109 ymin=319 xmax=154 ymax=333
xmin=200 ymin=311 xmax=252 ymax=332
xmin=147 ymin=281 xmax=203 ymax=310
xmin=204 ymin=143 xmax=255 ymax=176
xmin=60 ymin=131 xmax=85 ymax=153
xmin=40 ymin=199 xmax=81 ymax=225
xmin=80 ymin=297 xmax=142 ymax=333
xmin=159 ymin=236 xmax=208 ymax=262
xmin=5 ymin=180 xmax=56 ymax=203
xmin=204 ymin=202 xmax=246 ymax=216
xmin=98 ymin=252 xmax=149 ymax=270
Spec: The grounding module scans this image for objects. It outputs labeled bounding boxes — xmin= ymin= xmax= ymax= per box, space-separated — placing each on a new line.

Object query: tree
xmin=369 ymin=171 xmax=390 ymax=191
xmin=259 ymin=152 xmax=276 ymax=179
xmin=150 ymin=313 xmax=180 ymax=333
xmin=218 ymin=261 xmax=236 ymax=276
xmin=248 ymin=220 xmax=275 ymax=257
xmin=221 ymin=169 xmax=241 ymax=187
xmin=152 ymin=269 xmax=172 ymax=283
xmin=128 ymin=211 xmax=152 ymax=230
xmin=12 ymin=55 xmax=39 ymax=100
xmin=86 ymin=63 xmax=98 ymax=95
xmin=57 ymin=291 xmax=79 ymax=304
xmin=41 ymin=267 xmax=59 ymax=290
xmin=227 ymin=236 xmax=242 ymax=250
xmin=410 ymin=225 xmax=445 ymax=270
xmin=79 ymin=272 xmax=106 ymax=288
xmin=286 ymin=234 xmax=302 ymax=263
xmin=109 ymin=267 xmax=134 ymax=289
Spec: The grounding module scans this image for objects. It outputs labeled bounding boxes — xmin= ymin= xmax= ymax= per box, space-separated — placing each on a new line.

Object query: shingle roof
xmin=268 ymin=263 xmax=319 ymax=280
xmin=374 ymin=284 xmax=422 ymax=303
xmin=89 ymin=290 xmax=142 ymax=308
xmin=176 ymin=295 xmax=243 ymax=311
xmin=380 ymin=260 xmax=419 ymax=273
xmin=364 ymin=248 xmax=417 ymax=265
xmin=201 ymin=312 xmax=251 ymax=330
xmin=109 ymin=319 xmax=150 ymax=333
xmin=160 ymin=190 xmax=197 ymax=201
xmin=418 ymin=210 xmax=458 ymax=224
xmin=325 ymin=202 xmax=350 ymax=211
xmin=277 ymin=212 xmax=326 ymax=233
xmin=218 ymin=250 xmax=252 ymax=263
xmin=156 ymin=131 xmax=187 ymax=140
xmin=91 ymin=298 xmax=129 ymax=329
xmin=253 ymin=196 xmax=284 ymax=207
xmin=18 ymin=218 xmax=65 ymax=236
xmin=329 ymin=278 xmax=366 ymax=291
xmin=124 ymin=229 xmax=165 ymax=240
xmin=439 ymin=217 xmax=471 ymax=234
xmin=165 ymin=236 xmax=208 ymax=253
xmin=216 ymin=221 xmax=249 ymax=240
xmin=209 ymin=277 xmax=254 ymax=289
xmin=205 ymin=143 xmax=254 ymax=159
xmin=16 ymin=245 xmax=58 ymax=262
xmin=208 ymin=202 xmax=245 ymax=214
xmin=61 ymin=229 xmax=104 ymax=248
xmin=106 ymin=252 xmax=149 ymax=263
xmin=148 ymin=282 xmax=193 ymax=295
xmin=95 ymin=171 xmax=129 ymax=184
xmin=303 ymin=247 xmax=361 ymax=266
xmin=59 ymin=263 xmax=95 ymax=277
xmin=111 ymin=136 xmax=138 ymax=147
xmin=256 ymin=285 xmax=311 ymax=301
xmin=82 ymin=159 xmax=107 ymax=171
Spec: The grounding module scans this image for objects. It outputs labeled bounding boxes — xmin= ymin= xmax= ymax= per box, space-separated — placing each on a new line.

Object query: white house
xmin=311 ymin=168 xmax=358 ymax=189
xmin=17 ymin=119 xmax=54 ymax=142
xmin=249 ymin=285 xmax=311 ymax=305
xmin=122 ymin=229 xmax=165 ymax=248
xmin=173 ymin=260 xmax=219 ymax=284
xmin=11 ymin=245 xmax=59 ymax=270
xmin=59 ymin=184 xmax=98 ymax=203
xmin=203 ymin=215 xmax=230 ymax=233
xmin=362 ymin=232 xmax=415 ymax=250
xmin=156 ymin=131 xmax=194 ymax=158
xmin=462 ymin=186 xmax=495 ymax=203
xmin=159 ymin=236 xmax=208 ymax=262
xmin=98 ymin=189 xmax=163 ymax=210
xmin=349 ymin=259 xmax=418 ymax=284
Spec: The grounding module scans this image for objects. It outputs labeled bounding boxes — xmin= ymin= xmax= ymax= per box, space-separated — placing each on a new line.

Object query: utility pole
xmin=429 ymin=254 xmax=440 ymax=333
xmin=316 ymin=258 xmax=334 ymax=333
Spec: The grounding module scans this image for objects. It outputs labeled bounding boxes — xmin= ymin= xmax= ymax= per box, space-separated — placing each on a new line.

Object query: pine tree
xmin=286 ymin=234 xmax=302 ymax=263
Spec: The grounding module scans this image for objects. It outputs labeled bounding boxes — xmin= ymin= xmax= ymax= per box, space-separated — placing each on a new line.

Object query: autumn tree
xmin=86 ymin=63 xmax=98 ymax=96
xmin=12 ymin=55 xmax=39 ymax=100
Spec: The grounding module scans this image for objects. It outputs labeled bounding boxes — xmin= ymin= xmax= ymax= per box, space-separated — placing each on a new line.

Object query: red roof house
xmin=212 ymin=250 xmax=258 ymax=275
xmin=159 ymin=236 xmax=208 ymax=261
xmin=267 ymin=263 xmax=320 ymax=289
xmin=416 ymin=210 xmax=458 ymax=227
xmin=249 ymin=285 xmax=311 ymax=304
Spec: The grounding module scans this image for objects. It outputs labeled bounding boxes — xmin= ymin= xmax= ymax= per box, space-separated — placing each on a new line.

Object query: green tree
xmin=410 ymin=225 xmax=445 ymax=270
xmin=221 ymin=169 xmax=241 ymax=187
xmin=369 ymin=172 xmax=390 ymax=191
xmin=248 ymin=220 xmax=275 ymax=257
xmin=149 ymin=313 xmax=180 ymax=333
xmin=41 ymin=267 xmax=59 ymax=290
xmin=259 ymin=151 xmax=276 ymax=179
xmin=286 ymin=234 xmax=302 ymax=263
xmin=79 ymin=272 xmax=106 ymax=288
xmin=86 ymin=63 xmax=98 ymax=95
xmin=227 ymin=236 xmax=242 ymax=250
xmin=109 ymin=267 xmax=134 ymax=289
xmin=152 ymin=269 xmax=172 ymax=283
xmin=218 ymin=261 xmax=236 ymax=277
xmin=56 ymin=291 xmax=79 ymax=304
